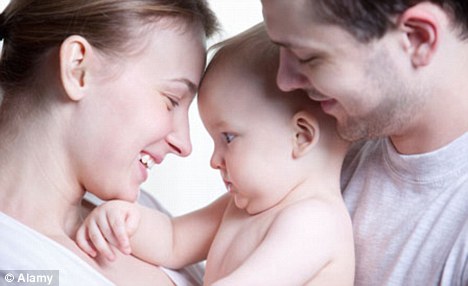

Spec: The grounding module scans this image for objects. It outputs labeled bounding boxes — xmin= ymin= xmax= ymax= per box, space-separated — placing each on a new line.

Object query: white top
xmin=0 ymin=190 xmax=204 ymax=286
xmin=0 ymin=211 xmax=114 ymax=286
xmin=342 ymin=132 xmax=468 ymax=286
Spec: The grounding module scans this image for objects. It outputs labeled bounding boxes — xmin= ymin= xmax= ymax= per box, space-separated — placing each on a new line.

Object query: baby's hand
xmin=76 ymin=200 xmax=140 ymax=261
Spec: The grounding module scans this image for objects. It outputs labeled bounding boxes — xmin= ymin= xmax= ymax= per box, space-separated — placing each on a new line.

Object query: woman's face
xmin=70 ymin=22 xmax=206 ymax=201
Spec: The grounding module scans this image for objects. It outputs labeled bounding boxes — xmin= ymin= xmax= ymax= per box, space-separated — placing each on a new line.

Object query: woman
xmin=0 ymin=0 xmax=217 ymax=285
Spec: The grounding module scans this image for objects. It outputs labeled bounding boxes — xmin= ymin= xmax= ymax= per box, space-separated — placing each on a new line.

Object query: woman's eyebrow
xmin=170 ymin=78 xmax=198 ymax=94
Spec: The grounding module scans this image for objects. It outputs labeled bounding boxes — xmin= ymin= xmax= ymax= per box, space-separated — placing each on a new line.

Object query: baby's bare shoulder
xmin=281 ymin=197 xmax=346 ymax=217
xmin=271 ymin=198 xmax=351 ymax=236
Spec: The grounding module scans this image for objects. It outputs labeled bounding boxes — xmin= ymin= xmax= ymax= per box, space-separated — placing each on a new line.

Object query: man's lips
xmin=319 ymin=99 xmax=337 ymax=113
xmin=306 ymin=92 xmax=337 ymax=113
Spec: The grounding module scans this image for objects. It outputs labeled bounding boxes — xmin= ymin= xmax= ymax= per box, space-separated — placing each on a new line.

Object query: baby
xmin=76 ymin=23 xmax=355 ymax=286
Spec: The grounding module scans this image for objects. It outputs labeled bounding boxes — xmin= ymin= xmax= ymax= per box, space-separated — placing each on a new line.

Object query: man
xmin=261 ymin=1 xmax=468 ymax=285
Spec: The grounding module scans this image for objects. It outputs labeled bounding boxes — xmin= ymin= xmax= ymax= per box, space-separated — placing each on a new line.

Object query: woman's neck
xmin=0 ymin=112 xmax=84 ymax=238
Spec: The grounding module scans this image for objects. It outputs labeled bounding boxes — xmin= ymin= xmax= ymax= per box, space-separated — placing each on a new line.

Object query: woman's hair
xmin=0 ymin=0 xmax=219 ymax=94
xmin=311 ymin=0 xmax=468 ymax=42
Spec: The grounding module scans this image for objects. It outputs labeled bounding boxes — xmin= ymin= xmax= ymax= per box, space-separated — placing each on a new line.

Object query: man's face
xmin=262 ymin=0 xmax=427 ymax=141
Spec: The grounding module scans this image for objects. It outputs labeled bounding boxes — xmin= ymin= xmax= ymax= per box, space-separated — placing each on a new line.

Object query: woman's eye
xmin=169 ymin=97 xmax=179 ymax=108
xmin=222 ymin=132 xmax=235 ymax=144
xmin=165 ymin=95 xmax=180 ymax=111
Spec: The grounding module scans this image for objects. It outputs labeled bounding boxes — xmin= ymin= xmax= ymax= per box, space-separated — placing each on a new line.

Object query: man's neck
xmin=390 ymin=89 xmax=468 ymax=154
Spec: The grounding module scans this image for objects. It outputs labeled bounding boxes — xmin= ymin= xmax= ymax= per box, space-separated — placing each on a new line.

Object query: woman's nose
xmin=166 ymin=117 xmax=192 ymax=157
xmin=277 ymin=48 xmax=309 ymax=92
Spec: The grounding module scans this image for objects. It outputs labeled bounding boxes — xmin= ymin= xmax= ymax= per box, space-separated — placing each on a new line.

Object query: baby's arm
xmin=211 ymin=200 xmax=351 ymax=286
xmin=76 ymin=194 xmax=230 ymax=269
xmin=131 ymin=194 xmax=230 ymax=268
xmin=76 ymin=200 xmax=141 ymax=261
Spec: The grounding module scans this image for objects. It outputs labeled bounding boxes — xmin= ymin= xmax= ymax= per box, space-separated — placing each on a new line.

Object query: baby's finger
xmin=108 ymin=210 xmax=131 ymax=255
xmin=112 ymin=221 xmax=132 ymax=255
xmin=125 ymin=209 xmax=140 ymax=237
xmin=95 ymin=211 xmax=120 ymax=247
xmin=88 ymin=221 xmax=116 ymax=261
xmin=75 ymin=226 xmax=97 ymax=257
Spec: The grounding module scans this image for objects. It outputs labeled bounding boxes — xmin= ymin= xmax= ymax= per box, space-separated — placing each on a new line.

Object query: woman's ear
xmin=60 ymin=35 xmax=94 ymax=101
xmin=397 ymin=2 xmax=440 ymax=67
xmin=292 ymin=111 xmax=319 ymax=159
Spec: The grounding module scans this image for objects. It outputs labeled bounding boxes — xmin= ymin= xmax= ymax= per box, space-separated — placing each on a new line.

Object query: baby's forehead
xmin=204 ymin=53 xmax=277 ymax=88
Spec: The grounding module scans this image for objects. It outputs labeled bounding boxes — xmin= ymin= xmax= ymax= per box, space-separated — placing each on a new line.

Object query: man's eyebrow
xmin=270 ymin=39 xmax=291 ymax=48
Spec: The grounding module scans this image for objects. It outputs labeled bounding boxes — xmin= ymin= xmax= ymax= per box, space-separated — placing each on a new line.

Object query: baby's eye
xmin=222 ymin=132 xmax=235 ymax=144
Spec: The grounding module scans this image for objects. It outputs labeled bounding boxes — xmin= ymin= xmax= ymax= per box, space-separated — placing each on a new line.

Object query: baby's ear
xmin=59 ymin=35 xmax=94 ymax=101
xmin=292 ymin=111 xmax=319 ymax=159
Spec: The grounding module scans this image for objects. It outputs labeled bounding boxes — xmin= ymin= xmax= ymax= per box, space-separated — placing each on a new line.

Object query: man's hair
xmin=312 ymin=0 xmax=468 ymax=42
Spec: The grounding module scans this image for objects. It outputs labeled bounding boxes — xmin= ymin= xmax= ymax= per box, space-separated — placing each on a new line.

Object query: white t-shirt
xmin=342 ymin=132 xmax=468 ymax=286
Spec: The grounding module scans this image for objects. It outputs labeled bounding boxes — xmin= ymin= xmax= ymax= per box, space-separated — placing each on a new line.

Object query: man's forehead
xmin=262 ymin=3 xmax=319 ymax=50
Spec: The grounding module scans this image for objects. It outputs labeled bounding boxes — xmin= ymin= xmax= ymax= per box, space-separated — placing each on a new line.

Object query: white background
xmin=0 ymin=0 xmax=264 ymax=216
xmin=143 ymin=1 xmax=264 ymax=216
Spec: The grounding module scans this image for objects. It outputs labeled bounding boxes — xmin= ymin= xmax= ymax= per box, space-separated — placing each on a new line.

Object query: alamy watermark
xmin=0 ymin=270 xmax=58 ymax=286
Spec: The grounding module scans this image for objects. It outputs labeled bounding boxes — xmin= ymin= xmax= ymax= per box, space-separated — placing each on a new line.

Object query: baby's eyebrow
xmin=205 ymin=119 xmax=228 ymax=133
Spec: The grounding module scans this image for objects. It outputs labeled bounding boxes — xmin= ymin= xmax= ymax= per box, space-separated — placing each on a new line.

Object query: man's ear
xmin=60 ymin=35 xmax=94 ymax=101
xmin=398 ymin=2 xmax=441 ymax=67
xmin=292 ymin=111 xmax=319 ymax=159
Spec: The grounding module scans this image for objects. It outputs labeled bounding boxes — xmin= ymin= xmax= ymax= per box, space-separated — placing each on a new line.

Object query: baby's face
xmin=198 ymin=64 xmax=301 ymax=215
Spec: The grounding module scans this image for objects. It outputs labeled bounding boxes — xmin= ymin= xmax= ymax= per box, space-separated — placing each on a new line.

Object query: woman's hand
xmin=75 ymin=200 xmax=141 ymax=261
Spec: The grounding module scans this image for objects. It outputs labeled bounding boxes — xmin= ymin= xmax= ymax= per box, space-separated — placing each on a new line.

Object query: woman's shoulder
xmin=0 ymin=212 xmax=114 ymax=285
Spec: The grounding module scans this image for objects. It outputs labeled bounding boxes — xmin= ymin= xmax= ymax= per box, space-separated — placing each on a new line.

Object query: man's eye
xmin=298 ymin=56 xmax=317 ymax=64
xmin=222 ymin=132 xmax=235 ymax=144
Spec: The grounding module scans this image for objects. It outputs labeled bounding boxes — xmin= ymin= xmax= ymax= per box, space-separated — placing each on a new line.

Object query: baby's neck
xmin=292 ymin=148 xmax=347 ymax=200
xmin=295 ymin=171 xmax=342 ymax=201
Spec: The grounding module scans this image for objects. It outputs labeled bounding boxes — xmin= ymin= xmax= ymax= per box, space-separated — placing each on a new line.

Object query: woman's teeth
xmin=140 ymin=154 xmax=155 ymax=170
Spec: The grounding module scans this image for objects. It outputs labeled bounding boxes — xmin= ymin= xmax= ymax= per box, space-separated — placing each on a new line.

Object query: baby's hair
xmin=202 ymin=23 xmax=342 ymax=143
xmin=204 ymin=22 xmax=321 ymax=113
xmin=206 ymin=22 xmax=278 ymax=81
